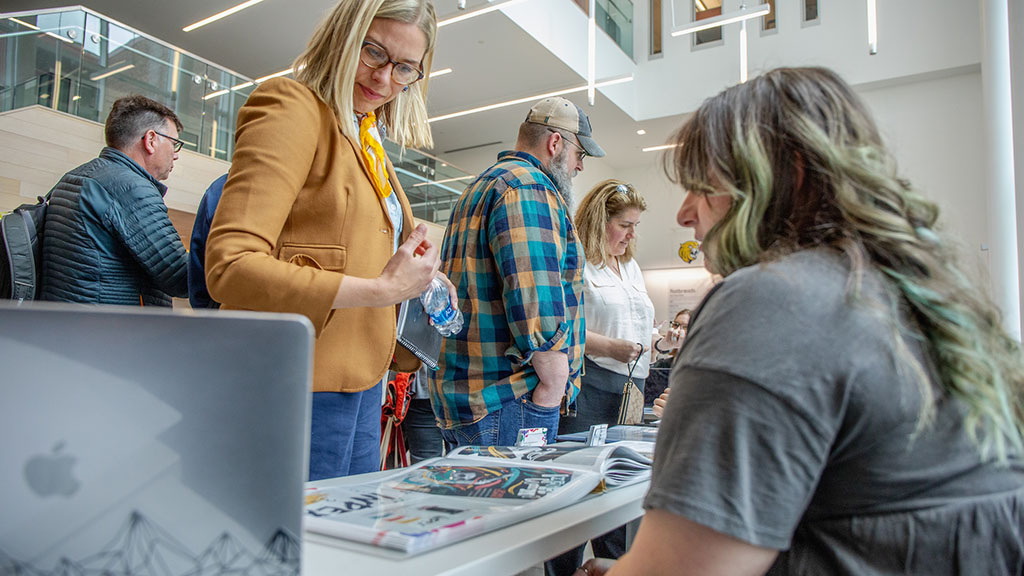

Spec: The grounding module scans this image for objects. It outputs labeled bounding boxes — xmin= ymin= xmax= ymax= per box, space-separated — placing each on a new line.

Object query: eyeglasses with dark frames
xmin=154 ymin=131 xmax=184 ymax=153
xmin=548 ymin=129 xmax=587 ymax=161
xmin=360 ymin=41 xmax=425 ymax=86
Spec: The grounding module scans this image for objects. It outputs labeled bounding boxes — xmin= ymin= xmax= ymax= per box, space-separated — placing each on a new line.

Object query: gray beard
xmin=547 ymin=147 xmax=575 ymax=211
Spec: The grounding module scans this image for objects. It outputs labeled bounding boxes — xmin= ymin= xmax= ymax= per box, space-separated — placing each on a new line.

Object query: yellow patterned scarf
xmin=358 ymin=111 xmax=393 ymax=199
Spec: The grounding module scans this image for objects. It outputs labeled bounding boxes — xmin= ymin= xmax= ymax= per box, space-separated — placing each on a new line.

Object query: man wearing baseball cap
xmin=430 ymin=96 xmax=604 ymax=451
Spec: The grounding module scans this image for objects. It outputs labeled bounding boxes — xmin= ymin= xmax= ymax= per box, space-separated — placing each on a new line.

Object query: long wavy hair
xmin=293 ymin=0 xmax=436 ymax=149
xmin=575 ymin=179 xmax=647 ymax=268
xmin=667 ymin=66 xmax=1024 ymax=461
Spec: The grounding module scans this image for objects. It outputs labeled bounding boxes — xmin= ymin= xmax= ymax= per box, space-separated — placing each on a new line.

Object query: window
xmin=803 ymin=0 xmax=819 ymax=23
xmin=650 ymin=0 xmax=662 ymax=56
xmin=762 ymin=0 xmax=776 ymax=32
xmin=693 ymin=0 xmax=722 ymax=46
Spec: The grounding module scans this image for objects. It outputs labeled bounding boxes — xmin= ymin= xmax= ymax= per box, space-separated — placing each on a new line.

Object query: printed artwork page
xmin=446 ymin=443 xmax=611 ymax=473
xmin=304 ymin=458 xmax=602 ymax=554
xmin=447 ymin=442 xmax=654 ymax=486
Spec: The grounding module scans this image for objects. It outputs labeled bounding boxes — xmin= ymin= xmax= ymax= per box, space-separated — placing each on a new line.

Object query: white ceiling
xmin=4 ymin=0 xmax=684 ymax=172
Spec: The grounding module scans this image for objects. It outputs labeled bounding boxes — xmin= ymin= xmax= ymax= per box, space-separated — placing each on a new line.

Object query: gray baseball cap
xmin=525 ymin=97 xmax=606 ymax=158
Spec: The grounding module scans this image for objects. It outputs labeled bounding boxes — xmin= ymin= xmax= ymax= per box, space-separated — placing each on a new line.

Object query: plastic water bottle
xmin=420 ymin=277 xmax=463 ymax=337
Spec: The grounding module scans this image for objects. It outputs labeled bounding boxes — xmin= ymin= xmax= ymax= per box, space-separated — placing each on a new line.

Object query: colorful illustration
xmin=456 ymin=445 xmax=582 ymax=462
xmin=393 ymin=465 xmax=573 ymax=499
xmin=679 ymin=240 xmax=701 ymax=263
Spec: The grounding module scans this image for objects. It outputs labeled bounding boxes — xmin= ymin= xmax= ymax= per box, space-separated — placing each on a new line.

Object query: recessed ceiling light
xmin=636 ymin=129 xmax=646 ymax=135
xmin=183 ymin=0 xmax=267 ymax=32
xmin=430 ymin=68 xmax=453 ymax=78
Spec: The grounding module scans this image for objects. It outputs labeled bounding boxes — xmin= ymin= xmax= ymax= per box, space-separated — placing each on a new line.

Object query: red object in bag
xmin=380 ymin=372 xmax=413 ymax=470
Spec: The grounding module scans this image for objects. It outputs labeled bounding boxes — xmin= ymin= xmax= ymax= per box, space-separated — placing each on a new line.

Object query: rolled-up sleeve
xmin=488 ymin=186 xmax=570 ymax=363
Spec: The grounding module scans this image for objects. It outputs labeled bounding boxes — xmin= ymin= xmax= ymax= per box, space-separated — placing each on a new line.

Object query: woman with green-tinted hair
xmin=575 ymin=67 xmax=1024 ymax=576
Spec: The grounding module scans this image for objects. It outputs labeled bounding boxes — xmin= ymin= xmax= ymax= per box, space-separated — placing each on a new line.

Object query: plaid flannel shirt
xmin=429 ymin=151 xmax=585 ymax=429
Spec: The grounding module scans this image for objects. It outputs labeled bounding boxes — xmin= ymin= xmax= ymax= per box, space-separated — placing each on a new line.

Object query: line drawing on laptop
xmin=0 ymin=304 xmax=313 ymax=576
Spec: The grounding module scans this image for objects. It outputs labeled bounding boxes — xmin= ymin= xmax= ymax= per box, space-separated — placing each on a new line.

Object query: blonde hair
xmin=575 ymin=179 xmax=647 ymax=267
xmin=293 ymin=0 xmax=436 ymax=149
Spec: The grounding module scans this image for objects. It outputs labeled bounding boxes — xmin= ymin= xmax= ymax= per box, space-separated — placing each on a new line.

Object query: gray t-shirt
xmin=646 ymin=249 xmax=1024 ymax=575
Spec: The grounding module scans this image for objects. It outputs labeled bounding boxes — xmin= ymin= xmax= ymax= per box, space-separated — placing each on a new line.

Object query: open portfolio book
xmin=303 ymin=442 xmax=653 ymax=554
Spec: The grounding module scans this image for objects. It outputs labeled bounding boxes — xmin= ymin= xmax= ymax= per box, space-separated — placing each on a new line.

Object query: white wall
xmin=0 ymin=105 xmax=229 ymax=215
xmin=610 ymin=68 xmax=990 ymax=322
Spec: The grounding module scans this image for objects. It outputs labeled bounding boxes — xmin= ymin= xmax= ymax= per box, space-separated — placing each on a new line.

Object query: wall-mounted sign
xmin=678 ymin=240 xmax=701 ymax=264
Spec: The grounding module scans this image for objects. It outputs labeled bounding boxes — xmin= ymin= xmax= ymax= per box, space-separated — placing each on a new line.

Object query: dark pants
xmin=308 ymin=383 xmax=382 ymax=481
xmin=401 ymin=398 xmax=447 ymax=463
xmin=544 ymin=526 xmax=628 ymax=576
xmin=440 ymin=392 xmax=560 ymax=449
xmin=547 ymin=361 xmax=644 ymax=575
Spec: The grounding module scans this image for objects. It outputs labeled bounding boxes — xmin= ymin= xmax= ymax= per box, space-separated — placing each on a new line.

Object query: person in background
xmin=188 ymin=173 xmax=227 ymax=309
xmin=654 ymin=308 xmax=689 ymax=358
xmin=545 ymin=180 xmax=654 ymax=576
xmin=205 ymin=0 xmax=448 ymax=480
xmin=430 ymin=96 xmax=603 ymax=448
xmin=40 ymin=95 xmax=188 ymax=306
xmin=575 ymin=66 xmax=1024 ymax=576
xmin=401 ymin=364 xmax=447 ymax=463
xmin=645 ymin=308 xmax=690 ymax=408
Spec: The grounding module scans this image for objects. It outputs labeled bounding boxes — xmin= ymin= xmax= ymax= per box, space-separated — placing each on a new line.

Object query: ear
xmin=793 ymin=150 xmax=805 ymax=192
xmin=142 ymin=130 xmax=158 ymax=155
xmin=545 ymin=130 xmax=561 ymax=158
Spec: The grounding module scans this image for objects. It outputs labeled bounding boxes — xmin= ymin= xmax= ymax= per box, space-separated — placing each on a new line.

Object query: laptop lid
xmin=0 ymin=303 xmax=313 ymax=576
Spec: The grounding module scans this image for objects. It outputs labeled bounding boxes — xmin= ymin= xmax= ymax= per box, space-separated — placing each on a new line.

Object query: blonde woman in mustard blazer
xmin=206 ymin=0 xmax=448 ymax=480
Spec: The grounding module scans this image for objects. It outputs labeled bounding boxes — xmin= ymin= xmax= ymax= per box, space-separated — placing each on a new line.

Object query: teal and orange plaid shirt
xmin=429 ymin=151 xmax=585 ymax=429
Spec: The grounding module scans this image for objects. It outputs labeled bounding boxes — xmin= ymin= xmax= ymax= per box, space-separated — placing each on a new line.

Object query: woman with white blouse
xmin=545 ymin=180 xmax=655 ymax=576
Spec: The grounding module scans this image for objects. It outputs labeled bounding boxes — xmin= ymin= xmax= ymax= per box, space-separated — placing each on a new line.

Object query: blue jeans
xmin=309 ymin=383 xmax=382 ymax=481
xmin=440 ymin=391 xmax=560 ymax=448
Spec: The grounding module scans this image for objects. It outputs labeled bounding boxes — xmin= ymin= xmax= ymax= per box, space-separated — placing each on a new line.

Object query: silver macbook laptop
xmin=0 ymin=303 xmax=313 ymax=576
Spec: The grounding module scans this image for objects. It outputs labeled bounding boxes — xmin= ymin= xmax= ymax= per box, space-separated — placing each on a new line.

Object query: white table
xmin=302 ymin=476 xmax=649 ymax=576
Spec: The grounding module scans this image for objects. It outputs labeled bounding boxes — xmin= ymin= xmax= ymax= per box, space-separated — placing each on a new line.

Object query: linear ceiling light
xmin=429 ymin=74 xmax=633 ymax=123
xmin=255 ymin=67 xmax=294 ymax=83
xmin=183 ymin=0 xmax=267 ymax=32
xmin=642 ymin=143 xmax=680 ymax=153
xmin=90 ymin=63 xmax=135 ymax=81
xmin=866 ymin=0 xmax=878 ymax=54
xmin=430 ymin=68 xmax=453 ymax=78
xmin=438 ymin=0 xmax=529 ymax=27
xmin=413 ymin=175 xmax=474 ymax=187
xmin=670 ymin=3 xmax=770 ymax=36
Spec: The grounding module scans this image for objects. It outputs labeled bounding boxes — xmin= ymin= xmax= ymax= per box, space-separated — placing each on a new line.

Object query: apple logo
xmin=24 ymin=441 xmax=81 ymax=497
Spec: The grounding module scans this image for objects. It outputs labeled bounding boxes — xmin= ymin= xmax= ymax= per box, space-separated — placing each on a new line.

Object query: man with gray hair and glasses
xmin=430 ymin=96 xmax=604 ymax=450
xmin=40 ymin=94 xmax=188 ymax=306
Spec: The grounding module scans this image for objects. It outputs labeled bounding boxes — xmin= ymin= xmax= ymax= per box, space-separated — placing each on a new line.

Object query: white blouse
xmin=584 ymin=258 xmax=656 ymax=378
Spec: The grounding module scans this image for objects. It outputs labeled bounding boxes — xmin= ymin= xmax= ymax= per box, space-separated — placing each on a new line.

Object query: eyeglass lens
xmin=361 ymin=42 xmax=422 ymax=86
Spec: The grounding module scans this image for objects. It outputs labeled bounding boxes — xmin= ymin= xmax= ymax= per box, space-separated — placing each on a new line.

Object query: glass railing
xmin=0 ymin=7 xmax=254 ymax=161
xmin=384 ymin=141 xmax=474 ymax=226
xmin=597 ymin=0 xmax=634 ymax=58
xmin=0 ymin=6 xmax=468 ymax=225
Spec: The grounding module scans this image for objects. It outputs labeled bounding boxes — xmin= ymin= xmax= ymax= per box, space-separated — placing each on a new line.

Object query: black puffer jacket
xmin=40 ymin=147 xmax=188 ymax=306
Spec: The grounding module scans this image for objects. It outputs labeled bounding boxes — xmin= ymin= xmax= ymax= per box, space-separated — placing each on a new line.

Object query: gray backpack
xmin=0 ymin=192 xmax=50 ymax=302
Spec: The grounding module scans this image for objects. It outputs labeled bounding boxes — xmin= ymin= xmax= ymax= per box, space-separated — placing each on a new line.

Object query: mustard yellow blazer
xmin=206 ymin=77 xmax=418 ymax=393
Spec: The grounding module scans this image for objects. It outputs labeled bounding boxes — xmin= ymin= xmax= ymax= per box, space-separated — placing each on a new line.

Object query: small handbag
xmin=616 ymin=345 xmax=645 ymax=425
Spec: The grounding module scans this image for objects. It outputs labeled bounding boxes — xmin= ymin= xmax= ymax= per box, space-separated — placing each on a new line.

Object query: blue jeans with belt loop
xmin=308 ymin=382 xmax=383 ymax=481
xmin=439 ymin=391 xmax=560 ymax=449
